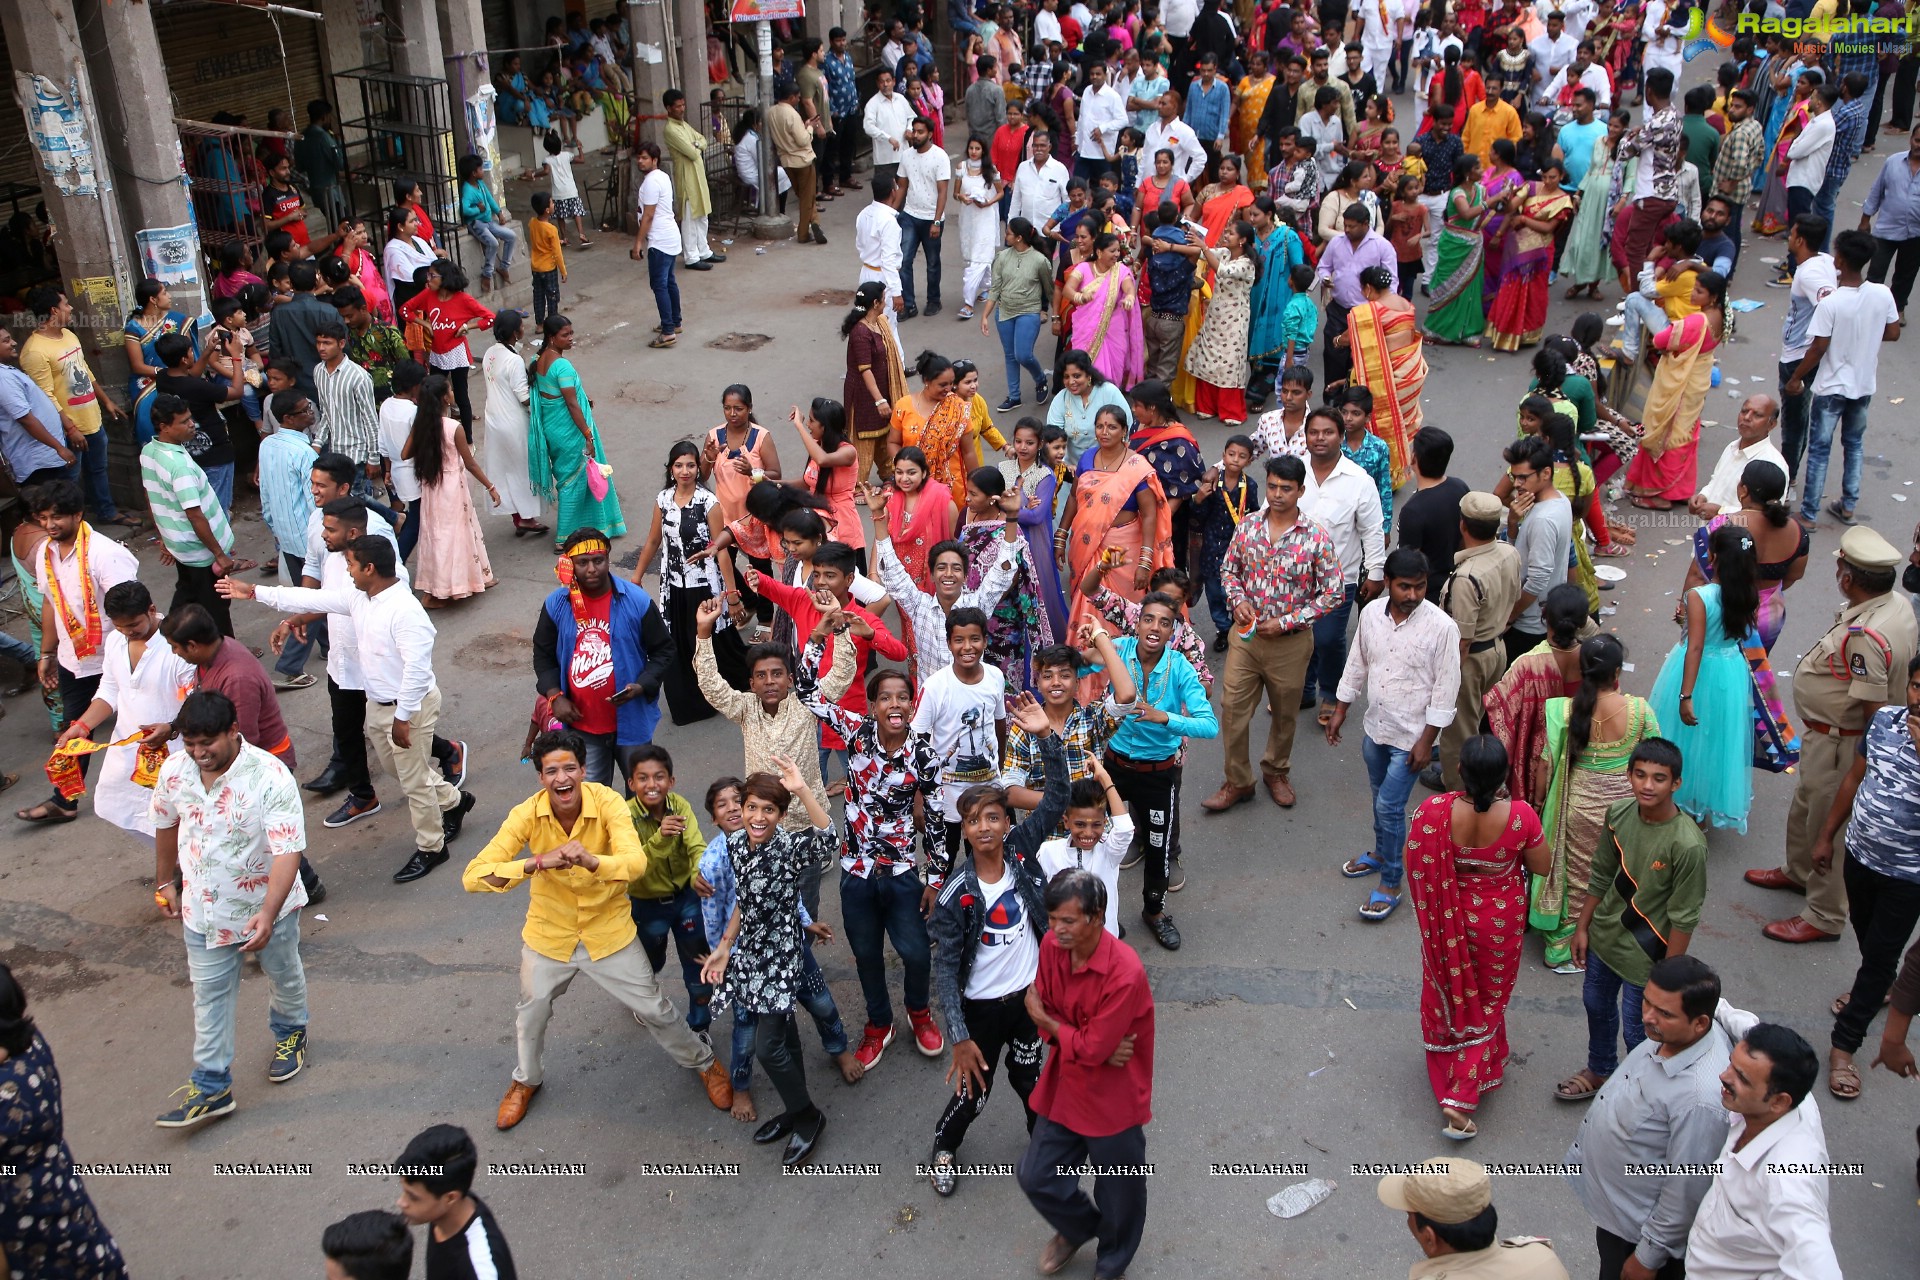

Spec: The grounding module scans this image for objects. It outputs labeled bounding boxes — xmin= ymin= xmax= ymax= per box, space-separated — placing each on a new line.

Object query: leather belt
xmin=1802 ymin=717 xmax=1863 ymax=738
xmin=1468 ymin=639 xmax=1498 ymax=654
xmin=1106 ymin=749 xmax=1180 ymax=773
xmin=373 ymin=700 xmax=396 ymax=707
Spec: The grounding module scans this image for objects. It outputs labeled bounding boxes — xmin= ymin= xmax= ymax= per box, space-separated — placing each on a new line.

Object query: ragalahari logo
xmin=1683 ymin=11 xmax=1737 ymax=62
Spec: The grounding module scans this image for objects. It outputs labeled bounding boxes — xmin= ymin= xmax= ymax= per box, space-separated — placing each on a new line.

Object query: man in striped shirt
xmin=140 ymin=393 xmax=237 ymax=636
xmin=312 ymin=319 xmax=380 ymax=496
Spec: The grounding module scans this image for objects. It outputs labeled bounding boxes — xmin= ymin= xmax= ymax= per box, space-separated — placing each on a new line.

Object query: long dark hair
xmin=1230 ymin=219 xmax=1263 ymax=287
xmin=809 ymin=397 xmax=848 ymax=494
xmin=1567 ymin=634 xmax=1626 ymax=761
xmin=967 ymin=135 xmax=998 ymax=186
xmin=1441 ymin=46 xmax=1464 ymax=111
xmin=1740 ymin=459 xmax=1792 ymax=527
xmin=1459 ymin=735 xmax=1508 ymax=813
xmin=410 ymin=374 xmax=453 ymax=489
xmin=1709 ymin=523 xmax=1760 ymax=640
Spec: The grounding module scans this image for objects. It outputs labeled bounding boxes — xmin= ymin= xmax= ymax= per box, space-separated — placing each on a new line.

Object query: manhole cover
xmin=456 ymin=631 xmax=533 ymax=670
xmin=800 ymin=289 xmax=855 ymax=307
xmin=610 ymin=379 xmax=678 ymax=404
xmin=707 ymin=332 xmax=772 ymax=351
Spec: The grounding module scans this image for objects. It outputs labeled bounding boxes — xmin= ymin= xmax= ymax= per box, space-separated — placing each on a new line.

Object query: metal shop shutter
xmin=153 ymin=0 xmax=328 ymax=129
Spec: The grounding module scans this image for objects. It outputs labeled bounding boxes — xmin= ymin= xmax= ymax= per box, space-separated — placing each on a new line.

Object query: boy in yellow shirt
xmin=527 ymin=192 xmax=567 ymax=327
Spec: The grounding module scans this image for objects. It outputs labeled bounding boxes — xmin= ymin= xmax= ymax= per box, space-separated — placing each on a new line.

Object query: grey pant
xmin=513 ymin=940 xmax=715 ymax=1085
xmin=1142 ymin=309 xmax=1188 ymax=382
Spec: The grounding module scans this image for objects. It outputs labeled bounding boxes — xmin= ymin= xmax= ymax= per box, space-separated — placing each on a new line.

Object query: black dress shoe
xmin=685 ymin=259 xmax=713 ymax=270
xmin=393 ymin=849 xmax=449 ymax=883
xmin=781 ymin=1110 xmax=825 ymax=1167
xmin=1143 ymin=911 xmax=1182 ymax=951
xmin=901 ymin=303 xmax=919 ymax=320
xmin=303 ymin=768 xmax=345 ymax=795
xmin=925 ymin=301 xmax=942 ymax=316
xmin=752 ymin=1113 xmax=796 ymax=1144
xmin=443 ymin=791 xmax=477 ymax=841
xmin=1212 ymin=632 xmax=1230 ymax=653
xmin=708 ymin=253 xmax=728 ymax=264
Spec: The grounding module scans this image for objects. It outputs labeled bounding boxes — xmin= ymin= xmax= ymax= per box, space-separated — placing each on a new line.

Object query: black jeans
xmin=1834 ymin=855 xmax=1920 ymax=1053
xmin=1019 ymin=1118 xmax=1149 ymax=1280
xmin=1503 ymin=626 xmax=1546 ymax=668
xmin=1893 ymin=54 xmax=1919 ymax=131
xmin=1869 ymin=234 xmax=1920 ymax=316
xmin=448 ymin=365 xmax=474 ymax=440
xmin=831 ymin=114 xmax=860 ymax=186
xmin=1595 ymin=1227 xmax=1686 ymax=1280
xmin=1323 ymin=298 xmax=1354 ymax=387
xmin=932 ymin=992 xmax=1041 ymax=1153
xmin=171 ymin=563 xmax=233 ymax=637
xmin=327 ymin=677 xmax=375 ymax=801
xmin=48 ymin=669 xmax=103 ymax=811
xmin=532 ymin=269 xmax=560 ymax=328
xmin=1105 ymin=753 xmax=1182 ymax=915
xmin=1778 ymin=357 xmax=1813 ymax=483
xmin=752 ymin=1009 xmax=815 ymax=1120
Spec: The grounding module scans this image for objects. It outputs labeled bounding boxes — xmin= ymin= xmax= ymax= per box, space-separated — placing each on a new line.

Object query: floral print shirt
xmin=1343 ymin=431 xmax=1395 ymax=526
xmin=149 ymin=742 xmax=309 ymax=946
xmin=1618 ymin=104 xmax=1683 ymax=204
xmin=721 ymin=823 xmax=839 ymax=1013
xmin=1219 ymin=513 xmax=1345 ymax=632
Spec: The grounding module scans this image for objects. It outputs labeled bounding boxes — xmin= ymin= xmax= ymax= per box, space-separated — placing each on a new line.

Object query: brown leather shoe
xmin=1038 ymin=1233 xmax=1083 ymax=1276
xmin=496 ymin=1080 xmax=539 ymax=1130
xmin=1201 ymin=782 xmax=1255 ymax=812
xmin=700 ymin=1058 xmax=734 ymax=1110
xmin=1744 ymin=868 xmax=1806 ymax=893
xmin=1264 ymin=771 xmax=1297 ymax=807
xmin=1763 ymin=915 xmax=1840 ymax=944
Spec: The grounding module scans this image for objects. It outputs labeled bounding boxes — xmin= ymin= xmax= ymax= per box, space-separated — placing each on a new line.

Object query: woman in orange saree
xmin=914 ymin=388 xmax=979 ymax=513
xmin=1624 ymin=279 xmax=1724 ymax=510
xmin=1058 ymin=404 xmax=1171 ymax=645
xmin=1343 ymin=267 xmax=1428 ymax=491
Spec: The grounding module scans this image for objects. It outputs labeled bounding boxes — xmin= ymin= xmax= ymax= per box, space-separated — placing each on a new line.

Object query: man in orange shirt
xmin=1461 ymin=82 xmax=1522 ymax=169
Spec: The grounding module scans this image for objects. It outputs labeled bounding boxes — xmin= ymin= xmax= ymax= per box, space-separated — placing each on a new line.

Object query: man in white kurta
xmin=856 ymin=175 xmax=907 ymax=337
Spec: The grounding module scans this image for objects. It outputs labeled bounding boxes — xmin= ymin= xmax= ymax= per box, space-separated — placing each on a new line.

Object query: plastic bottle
xmin=1267 ymin=1177 xmax=1336 ymax=1219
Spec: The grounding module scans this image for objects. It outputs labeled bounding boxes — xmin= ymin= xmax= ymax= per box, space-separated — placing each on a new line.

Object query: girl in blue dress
xmin=1649 ymin=524 xmax=1760 ymax=832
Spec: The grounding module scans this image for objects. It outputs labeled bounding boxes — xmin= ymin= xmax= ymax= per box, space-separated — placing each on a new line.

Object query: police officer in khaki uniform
xmin=1747 ymin=526 xmax=1920 ymax=942
xmin=1377 ymin=1156 xmax=1572 ymax=1280
xmin=1427 ymin=492 xmax=1526 ymax=790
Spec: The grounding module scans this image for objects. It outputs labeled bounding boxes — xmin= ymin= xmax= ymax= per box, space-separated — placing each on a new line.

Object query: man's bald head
xmin=1738 ymin=394 xmax=1780 ymax=444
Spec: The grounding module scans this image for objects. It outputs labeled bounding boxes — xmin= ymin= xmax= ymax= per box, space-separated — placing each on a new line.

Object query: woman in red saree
xmin=1486 ymin=161 xmax=1575 ymax=352
xmin=1058 ymin=404 xmax=1171 ymax=644
xmin=1624 ymin=276 xmax=1724 ymax=510
xmin=1408 ymin=735 xmax=1549 ymax=1139
xmin=1481 ymin=584 xmax=1590 ymax=806
xmin=1343 ymin=267 xmax=1428 ymax=490
xmin=883 ymin=447 xmax=956 ymax=595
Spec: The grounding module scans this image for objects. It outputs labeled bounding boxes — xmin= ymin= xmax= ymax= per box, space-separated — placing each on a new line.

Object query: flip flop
xmin=1317 ymin=702 xmax=1335 ymax=728
xmin=1554 ymin=1068 xmax=1607 ymax=1101
xmin=1825 ymin=501 xmax=1856 ymax=525
xmin=1341 ymin=853 xmax=1384 ymax=879
xmin=1441 ymin=1118 xmax=1478 ymax=1141
xmin=1594 ymin=542 xmax=1633 ymax=557
xmin=15 ymin=800 xmax=78 ymax=824
xmin=1359 ymin=889 xmax=1402 ymax=922
xmin=1828 ymin=1059 xmax=1861 ymax=1100
xmin=649 ymin=335 xmax=677 ymax=349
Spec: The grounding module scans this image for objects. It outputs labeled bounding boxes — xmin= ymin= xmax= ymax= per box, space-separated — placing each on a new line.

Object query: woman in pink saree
xmin=1408 ymin=735 xmax=1549 ymax=1139
xmin=1477 ymin=139 xmax=1528 ymax=308
xmin=1065 ymin=231 xmax=1145 ymax=388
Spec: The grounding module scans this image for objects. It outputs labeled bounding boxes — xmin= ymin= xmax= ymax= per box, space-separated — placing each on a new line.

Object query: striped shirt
xmin=313 ymin=355 xmax=379 ymax=465
xmin=140 ymin=440 xmax=234 ymax=567
xmin=256 ymin=428 xmax=317 ymax=558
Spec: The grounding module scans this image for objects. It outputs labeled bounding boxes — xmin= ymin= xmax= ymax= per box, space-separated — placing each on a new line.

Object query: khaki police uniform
xmin=1406 ymin=1237 xmax=1572 ymax=1280
xmin=1439 ymin=538 xmax=1525 ymax=788
xmin=1780 ymin=559 xmax=1920 ymax=934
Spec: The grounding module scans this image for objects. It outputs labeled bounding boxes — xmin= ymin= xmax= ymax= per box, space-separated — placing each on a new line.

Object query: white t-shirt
xmin=1034 ymin=9 xmax=1064 ymax=46
xmin=1809 ymin=281 xmax=1900 ymax=398
xmin=965 ymin=866 xmax=1041 ymax=999
xmin=1036 ymin=811 xmax=1133 ymax=937
xmin=639 ymin=169 xmax=683 ymax=254
xmin=900 ymin=144 xmax=953 ymax=222
xmin=378 ymin=396 xmax=421 ymax=501
xmin=911 ymin=662 xmax=1007 ymax=819
xmin=1780 ymin=253 xmax=1837 ymax=363
xmin=546 ymin=150 xmax=579 ymax=201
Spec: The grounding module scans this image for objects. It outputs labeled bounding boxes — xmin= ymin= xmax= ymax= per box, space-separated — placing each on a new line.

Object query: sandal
xmin=1554 ymin=1068 xmax=1607 ymax=1101
xmin=649 ymin=334 xmax=677 ymax=349
xmin=0 ymin=773 xmax=18 ymax=795
xmin=1440 ymin=1110 xmax=1478 ymax=1140
xmin=1832 ymin=991 xmax=1890 ymax=1017
xmin=1828 ymin=1058 xmax=1861 ymax=1100
xmin=1317 ymin=702 xmax=1335 ymax=728
xmin=15 ymin=800 xmax=78 ymax=824
xmin=226 ymin=558 xmax=260 ymax=573
xmin=1594 ymin=541 xmax=1632 ymax=557
xmin=1358 ymin=889 xmax=1402 ymax=921
xmin=1825 ymin=501 xmax=1856 ymax=525
xmin=1341 ymin=853 xmax=1385 ymax=879
xmin=105 ymin=513 xmax=144 ymax=529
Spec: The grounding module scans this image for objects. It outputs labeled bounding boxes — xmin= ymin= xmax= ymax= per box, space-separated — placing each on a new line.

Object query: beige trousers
xmin=365 ymin=690 xmax=461 ymax=853
xmin=1440 ymin=646 xmax=1506 ymax=789
xmin=1782 ymin=728 xmax=1852 ymax=934
xmin=514 ymin=940 xmax=715 ymax=1086
xmin=1219 ymin=628 xmax=1315 ymax=787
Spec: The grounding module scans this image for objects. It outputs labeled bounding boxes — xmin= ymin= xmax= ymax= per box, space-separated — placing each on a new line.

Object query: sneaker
xmin=323 ymin=795 xmax=382 ymax=828
xmin=305 ymin=881 xmax=327 ymax=907
xmin=901 ymin=303 xmax=919 ymax=320
xmin=268 ymin=1029 xmax=307 ymax=1082
xmin=1765 ymin=273 xmax=1793 ymax=288
xmin=444 ymin=739 xmax=468 ymax=791
xmin=1033 ymin=376 xmax=1047 ymax=400
xmin=1166 ymin=860 xmax=1186 ymax=892
xmin=995 ymin=396 xmax=1023 ymax=412
xmin=926 ymin=301 xmax=942 ymax=316
xmin=854 ymin=1023 xmax=895 ymax=1071
xmin=908 ymin=1007 xmax=944 ymax=1056
xmin=154 ymin=1082 xmax=236 ymax=1128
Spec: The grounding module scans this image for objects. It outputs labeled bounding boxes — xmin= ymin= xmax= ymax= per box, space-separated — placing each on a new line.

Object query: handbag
xmin=584 ymin=452 xmax=610 ymax=501
xmin=404 ymin=315 xmax=431 ymax=358
xmin=1745 ymin=627 xmax=1801 ymax=774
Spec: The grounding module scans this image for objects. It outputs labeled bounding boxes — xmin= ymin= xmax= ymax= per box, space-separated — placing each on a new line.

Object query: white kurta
xmin=93 ymin=629 xmax=194 ymax=837
xmin=481 ymin=343 xmax=542 ymax=521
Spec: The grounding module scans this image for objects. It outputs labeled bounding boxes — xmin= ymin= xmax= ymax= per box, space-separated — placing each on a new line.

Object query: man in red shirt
xmin=1018 ymin=866 xmax=1154 ymax=1280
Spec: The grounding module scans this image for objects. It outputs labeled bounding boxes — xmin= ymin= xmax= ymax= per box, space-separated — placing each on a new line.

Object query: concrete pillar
xmin=438 ymin=0 xmax=491 ymax=161
xmin=628 ymin=0 xmax=674 ymax=147
xmin=74 ymin=0 xmax=193 ymax=239
xmin=676 ymin=0 xmax=711 ymax=107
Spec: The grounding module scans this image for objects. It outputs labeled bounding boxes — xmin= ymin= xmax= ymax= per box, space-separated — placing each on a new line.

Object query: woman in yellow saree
xmin=1232 ymin=52 xmax=1277 ymax=185
xmin=1343 ymin=267 xmax=1427 ymax=490
xmin=1624 ymin=275 xmax=1725 ymax=510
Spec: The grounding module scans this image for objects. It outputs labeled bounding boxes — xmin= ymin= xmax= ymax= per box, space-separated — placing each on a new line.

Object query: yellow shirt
xmin=20 ymin=328 xmax=102 ymax=435
xmin=528 ymin=217 xmax=566 ymax=275
xmin=1462 ymin=99 xmax=1521 ymax=170
xmin=1400 ymin=155 xmax=1427 ymax=184
xmin=462 ymin=782 xmax=647 ymax=962
xmin=1655 ymin=266 xmax=1700 ymax=322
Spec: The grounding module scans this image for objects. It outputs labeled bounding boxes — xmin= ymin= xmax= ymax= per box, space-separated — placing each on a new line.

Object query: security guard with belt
xmin=1747 ymin=526 xmax=1920 ymax=943
xmin=1428 ymin=492 xmax=1525 ymax=791
xmin=1376 ymin=1156 xmax=1572 ymax=1280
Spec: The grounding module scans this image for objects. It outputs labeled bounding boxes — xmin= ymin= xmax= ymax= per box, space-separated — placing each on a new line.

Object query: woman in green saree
xmin=1531 ymin=634 xmax=1660 ymax=972
xmin=529 ymin=313 xmax=625 ymax=549
xmin=1422 ymin=154 xmax=1493 ymax=347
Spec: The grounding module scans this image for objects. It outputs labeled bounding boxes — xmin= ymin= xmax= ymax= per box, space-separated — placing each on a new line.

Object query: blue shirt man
xmin=1183 ymin=63 xmax=1232 ymax=150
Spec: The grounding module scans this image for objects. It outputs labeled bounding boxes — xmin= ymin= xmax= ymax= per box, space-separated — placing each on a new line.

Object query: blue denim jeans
xmin=997 ymin=312 xmax=1048 ymax=401
xmin=388 ymin=496 xmax=421 ymax=564
xmin=1301 ymin=581 xmax=1357 ymax=703
xmin=74 ymin=430 xmax=118 ymax=521
xmin=840 ymin=867 xmax=933 ymax=1029
xmin=898 ymin=212 xmax=943 ymax=309
xmin=726 ymin=939 xmax=849 ymax=1088
xmin=647 ymin=247 xmax=682 ymax=331
xmin=466 ymin=220 xmax=517 ymax=279
xmin=1360 ymin=734 xmax=1418 ymax=890
xmin=1583 ymin=952 xmax=1646 ymax=1077
xmin=1799 ymin=392 xmax=1871 ymax=519
xmin=0 ymin=629 xmax=36 ymax=665
xmin=184 ymin=913 xmax=307 ymax=1094
xmin=202 ymin=461 xmax=235 ymax=519
xmin=1777 ymin=358 xmax=1811 ymax=483
xmin=532 ymin=268 xmax=561 ymax=327
xmin=273 ymin=552 xmax=317 ymax=678
xmin=1619 ymin=291 xmax=1669 ymax=362
xmin=1203 ymin=569 xmax=1233 ymax=632
xmin=630 ymin=887 xmax=712 ymax=1031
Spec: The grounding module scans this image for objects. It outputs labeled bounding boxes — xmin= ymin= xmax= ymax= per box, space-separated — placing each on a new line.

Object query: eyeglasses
xmin=1506 ymin=469 xmax=1535 ymax=482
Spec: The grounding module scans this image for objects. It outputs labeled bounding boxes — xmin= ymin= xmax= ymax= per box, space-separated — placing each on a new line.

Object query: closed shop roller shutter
xmin=154 ymin=0 xmax=327 ymax=127
xmin=0 ymin=27 xmax=39 ymax=189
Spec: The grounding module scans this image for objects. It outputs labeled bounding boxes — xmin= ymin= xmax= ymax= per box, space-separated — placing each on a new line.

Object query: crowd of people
xmin=8 ymin=1 xmax=1920 ymax=1277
